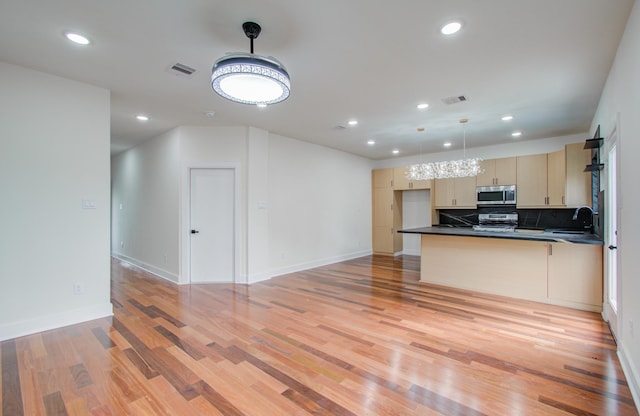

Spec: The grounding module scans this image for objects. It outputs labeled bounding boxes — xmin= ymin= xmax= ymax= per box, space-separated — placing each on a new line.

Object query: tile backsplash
xmin=439 ymin=207 xmax=593 ymax=231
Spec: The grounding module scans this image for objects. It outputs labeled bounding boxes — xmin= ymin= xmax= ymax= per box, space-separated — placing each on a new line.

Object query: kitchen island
xmin=400 ymin=226 xmax=604 ymax=311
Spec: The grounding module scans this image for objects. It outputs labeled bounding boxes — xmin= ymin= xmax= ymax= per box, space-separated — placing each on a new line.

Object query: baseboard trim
xmin=0 ymin=302 xmax=113 ymax=342
xmin=269 ymin=250 xmax=373 ymax=279
xmin=111 ymin=252 xmax=179 ymax=284
xmin=618 ymin=343 xmax=640 ymax=412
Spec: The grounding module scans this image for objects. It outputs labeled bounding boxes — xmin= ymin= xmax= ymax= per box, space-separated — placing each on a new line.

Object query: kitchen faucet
xmin=572 ymin=206 xmax=593 ymax=220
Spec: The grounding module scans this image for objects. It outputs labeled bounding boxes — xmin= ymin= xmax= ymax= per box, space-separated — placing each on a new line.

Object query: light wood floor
xmin=1 ymin=255 xmax=637 ymax=415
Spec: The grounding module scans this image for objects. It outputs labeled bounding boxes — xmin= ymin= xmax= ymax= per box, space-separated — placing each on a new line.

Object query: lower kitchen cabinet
xmin=419 ymin=234 xmax=603 ymax=311
xmin=547 ymin=243 xmax=603 ymax=310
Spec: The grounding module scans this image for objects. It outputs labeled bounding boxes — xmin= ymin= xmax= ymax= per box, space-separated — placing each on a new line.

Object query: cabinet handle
xmin=562 ymin=196 xmax=565 ymax=205
xmin=549 ymin=244 xmax=553 ymax=255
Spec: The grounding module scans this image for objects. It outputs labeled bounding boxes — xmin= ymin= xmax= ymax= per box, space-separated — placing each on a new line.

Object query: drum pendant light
xmin=211 ymin=22 xmax=291 ymax=105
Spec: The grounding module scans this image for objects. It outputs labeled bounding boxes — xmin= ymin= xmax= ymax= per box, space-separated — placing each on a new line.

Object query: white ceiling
xmin=0 ymin=0 xmax=634 ymax=159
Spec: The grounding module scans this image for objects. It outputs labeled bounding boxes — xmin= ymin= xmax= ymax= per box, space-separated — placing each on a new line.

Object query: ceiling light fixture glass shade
xmin=406 ymin=158 xmax=482 ymax=180
xmin=406 ymin=119 xmax=482 ymax=181
xmin=211 ymin=22 xmax=290 ymax=105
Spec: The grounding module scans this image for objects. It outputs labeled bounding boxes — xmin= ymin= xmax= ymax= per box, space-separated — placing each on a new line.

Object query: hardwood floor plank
xmin=408 ymin=383 xmax=488 ymax=416
xmin=0 ymin=255 xmax=637 ymax=415
xmin=90 ymin=327 xmax=116 ymax=350
xmin=69 ymin=363 xmax=93 ymax=389
xmin=539 ymin=395 xmax=600 ymax=416
xmin=1 ymin=339 xmax=25 ymax=416
xmin=42 ymin=391 xmax=68 ymax=416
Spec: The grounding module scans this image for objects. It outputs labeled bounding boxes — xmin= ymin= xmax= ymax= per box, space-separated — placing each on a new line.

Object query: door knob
xmin=191 ymin=229 xmax=199 ymax=234
xmin=608 ymin=245 xmax=617 ymax=250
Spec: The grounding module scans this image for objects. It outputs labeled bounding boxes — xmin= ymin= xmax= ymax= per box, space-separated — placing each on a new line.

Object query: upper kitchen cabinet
xmin=476 ymin=157 xmax=517 ymax=186
xmin=434 ymin=176 xmax=477 ymax=208
xmin=564 ymin=142 xmax=592 ymax=207
xmin=517 ymin=144 xmax=591 ymax=208
xmin=547 ymin=149 xmax=566 ymax=207
xmin=517 ymin=152 xmax=561 ymax=207
xmin=393 ymin=167 xmax=432 ymax=190
xmin=373 ymin=168 xmax=394 ymax=189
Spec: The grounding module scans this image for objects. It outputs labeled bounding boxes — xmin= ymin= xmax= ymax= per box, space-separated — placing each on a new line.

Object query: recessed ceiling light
xmin=441 ymin=21 xmax=462 ymax=35
xmin=204 ymin=111 xmax=216 ymax=117
xmin=348 ymin=120 xmax=358 ymax=126
xmin=501 ymin=115 xmax=514 ymax=121
xmin=392 ymin=149 xmax=400 ymax=154
xmin=64 ymin=32 xmax=90 ymax=45
xmin=417 ymin=103 xmax=429 ymax=110
xmin=367 ymin=140 xmax=375 ymax=145
xmin=136 ymin=115 xmax=149 ymax=122
xmin=512 ymin=131 xmax=522 ymax=137
xmin=443 ymin=142 xmax=452 ymax=147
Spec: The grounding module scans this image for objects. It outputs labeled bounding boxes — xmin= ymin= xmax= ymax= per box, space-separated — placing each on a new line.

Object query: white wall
xmin=267 ymin=134 xmax=373 ymax=276
xmin=0 ymin=62 xmax=112 ymax=341
xmin=591 ymin=0 xmax=640 ymax=406
xmin=111 ymin=129 xmax=180 ymax=281
xmin=111 ymin=126 xmax=373 ymax=284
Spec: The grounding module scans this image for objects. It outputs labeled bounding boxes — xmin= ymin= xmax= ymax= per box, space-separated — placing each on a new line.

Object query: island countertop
xmin=399 ymin=226 xmax=603 ymax=245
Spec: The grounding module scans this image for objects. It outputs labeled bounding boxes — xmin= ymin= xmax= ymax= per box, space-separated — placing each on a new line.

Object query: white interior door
xmin=189 ymin=168 xmax=235 ymax=283
xmin=605 ymin=141 xmax=619 ymax=336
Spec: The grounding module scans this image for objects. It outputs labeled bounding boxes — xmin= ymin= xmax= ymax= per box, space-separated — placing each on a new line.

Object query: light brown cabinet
xmin=547 ymin=243 xmax=603 ymax=310
xmin=564 ymin=142 xmax=592 ymax=207
xmin=517 ymin=144 xmax=591 ymax=208
xmin=420 ymin=234 xmax=603 ymax=311
xmin=372 ymin=168 xmax=394 ymax=189
xmin=476 ymin=157 xmax=517 ymax=186
xmin=393 ymin=167 xmax=432 ymax=190
xmin=517 ymin=150 xmax=566 ymax=207
xmin=434 ymin=176 xmax=477 ymax=208
xmin=372 ymin=169 xmax=403 ymax=254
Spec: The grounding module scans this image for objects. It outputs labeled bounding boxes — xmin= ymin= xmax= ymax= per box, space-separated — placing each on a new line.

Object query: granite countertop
xmin=399 ymin=226 xmax=604 ymax=245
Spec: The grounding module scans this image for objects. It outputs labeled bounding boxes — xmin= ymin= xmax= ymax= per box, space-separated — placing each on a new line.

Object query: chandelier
xmin=211 ymin=22 xmax=291 ymax=105
xmin=406 ymin=119 xmax=482 ymax=180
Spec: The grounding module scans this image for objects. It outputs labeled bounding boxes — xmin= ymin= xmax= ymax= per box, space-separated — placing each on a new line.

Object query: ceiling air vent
xmin=167 ymin=62 xmax=197 ymax=78
xmin=441 ymin=95 xmax=468 ymax=105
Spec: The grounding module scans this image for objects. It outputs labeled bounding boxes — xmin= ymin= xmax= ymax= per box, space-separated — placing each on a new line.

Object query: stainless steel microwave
xmin=476 ymin=185 xmax=516 ymax=206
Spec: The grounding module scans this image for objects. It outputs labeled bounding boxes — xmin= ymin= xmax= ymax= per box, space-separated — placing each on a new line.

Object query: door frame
xmin=602 ymin=118 xmax=621 ymax=339
xmin=180 ymin=163 xmax=241 ymax=284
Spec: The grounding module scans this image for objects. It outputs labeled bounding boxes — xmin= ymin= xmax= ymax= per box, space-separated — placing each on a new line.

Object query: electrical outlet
xmin=74 ymin=283 xmax=84 ymax=295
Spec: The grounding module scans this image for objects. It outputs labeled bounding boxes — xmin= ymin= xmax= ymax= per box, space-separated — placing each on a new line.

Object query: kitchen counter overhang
xmin=399 ymin=226 xmax=603 ymax=245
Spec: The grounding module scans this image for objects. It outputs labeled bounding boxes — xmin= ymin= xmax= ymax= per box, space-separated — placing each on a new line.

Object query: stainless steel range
xmin=473 ymin=213 xmax=518 ymax=232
